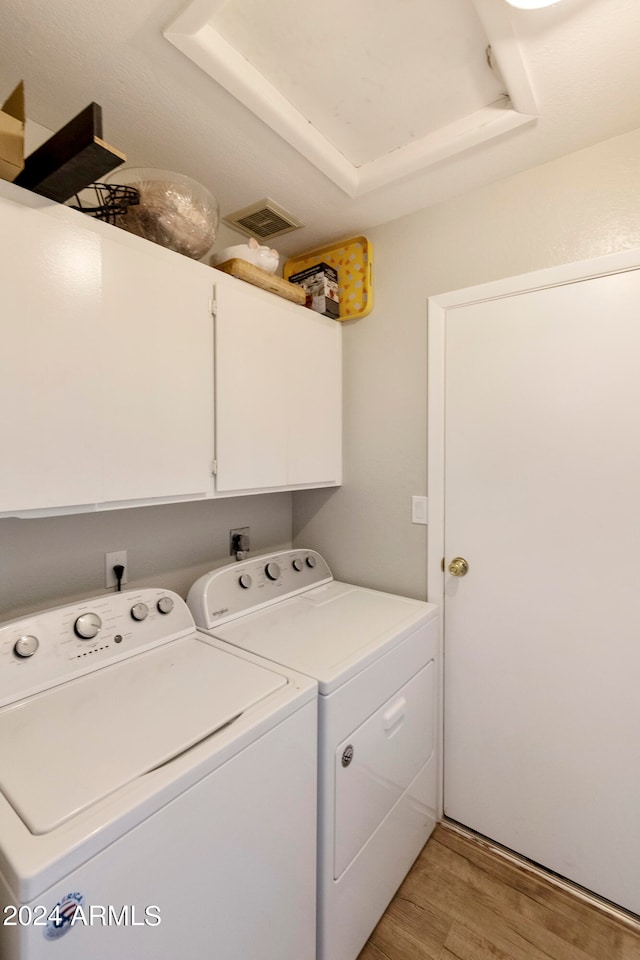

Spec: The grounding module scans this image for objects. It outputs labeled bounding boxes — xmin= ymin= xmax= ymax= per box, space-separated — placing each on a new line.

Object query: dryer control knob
xmin=306 ymin=555 xmax=317 ymax=569
xmin=74 ymin=612 xmax=102 ymax=640
xmin=239 ymin=573 xmax=253 ymax=590
xmin=131 ymin=602 xmax=149 ymax=622
xmin=14 ymin=634 xmax=39 ymax=658
xmin=265 ymin=561 xmax=281 ymax=581
xmin=292 ymin=558 xmax=303 ymax=571
xmin=157 ymin=596 xmax=174 ymax=615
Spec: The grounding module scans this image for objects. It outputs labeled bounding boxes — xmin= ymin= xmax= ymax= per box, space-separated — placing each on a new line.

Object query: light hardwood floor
xmin=358 ymin=823 xmax=640 ymax=960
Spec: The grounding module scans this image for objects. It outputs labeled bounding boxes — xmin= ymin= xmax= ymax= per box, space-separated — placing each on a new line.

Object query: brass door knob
xmin=448 ymin=557 xmax=469 ymax=577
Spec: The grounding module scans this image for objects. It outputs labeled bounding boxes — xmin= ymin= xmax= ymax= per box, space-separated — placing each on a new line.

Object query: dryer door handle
xmin=382 ymin=696 xmax=407 ymax=734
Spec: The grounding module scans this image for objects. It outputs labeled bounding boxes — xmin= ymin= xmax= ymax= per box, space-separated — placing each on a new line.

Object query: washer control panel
xmin=0 ymin=588 xmax=194 ymax=708
xmin=187 ymin=549 xmax=333 ymax=629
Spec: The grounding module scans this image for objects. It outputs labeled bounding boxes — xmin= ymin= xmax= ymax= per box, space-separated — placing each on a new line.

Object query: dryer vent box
xmin=223 ymin=198 xmax=303 ymax=241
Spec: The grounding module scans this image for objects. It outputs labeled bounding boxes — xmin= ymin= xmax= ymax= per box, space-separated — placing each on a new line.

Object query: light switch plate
xmin=411 ymin=496 xmax=428 ymax=525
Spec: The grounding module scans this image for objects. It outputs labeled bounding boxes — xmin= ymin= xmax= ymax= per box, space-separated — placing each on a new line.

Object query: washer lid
xmin=0 ymin=636 xmax=286 ymax=835
xmin=211 ymin=581 xmax=436 ymax=694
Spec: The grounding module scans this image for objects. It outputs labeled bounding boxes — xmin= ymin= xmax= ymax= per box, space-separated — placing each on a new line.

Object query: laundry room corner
xmin=0 ymin=493 xmax=293 ymax=620
xmin=292 ymin=216 xmax=431 ymax=603
xmin=293 ymin=126 xmax=640 ymax=601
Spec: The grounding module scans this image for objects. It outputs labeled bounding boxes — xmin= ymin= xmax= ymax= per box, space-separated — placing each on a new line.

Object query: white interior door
xmin=430 ymin=254 xmax=640 ymax=915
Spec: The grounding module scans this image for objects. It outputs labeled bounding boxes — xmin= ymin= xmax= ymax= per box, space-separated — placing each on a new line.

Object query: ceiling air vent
xmin=223 ymin=198 xmax=303 ymax=241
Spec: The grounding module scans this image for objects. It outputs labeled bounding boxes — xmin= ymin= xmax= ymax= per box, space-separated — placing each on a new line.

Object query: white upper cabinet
xmin=0 ymin=194 xmax=104 ymax=512
xmin=0 ymin=180 xmax=341 ymax=515
xmin=99 ymin=233 xmax=214 ymax=505
xmin=213 ymin=271 xmax=341 ymax=494
xmin=0 ymin=181 xmax=215 ymax=516
xmin=215 ymin=276 xmax=289 ymax=491
xmin=284 ymin=304 xmax=342 ymax=487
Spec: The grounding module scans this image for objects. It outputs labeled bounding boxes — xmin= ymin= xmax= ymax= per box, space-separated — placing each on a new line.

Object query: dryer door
xmin=333 ymin=660 xmax=435 ymax=879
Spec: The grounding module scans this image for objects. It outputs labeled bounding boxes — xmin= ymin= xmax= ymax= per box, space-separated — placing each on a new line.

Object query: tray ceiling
xmin=165 ymin=0 xmax=538 ymax=196
xmin=2 ymin=0 xmax=640 ymax=256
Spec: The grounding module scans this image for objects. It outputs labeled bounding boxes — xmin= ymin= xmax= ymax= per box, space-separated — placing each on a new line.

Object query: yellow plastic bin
xmin=284 ymin=235 xmax=373 ymax=320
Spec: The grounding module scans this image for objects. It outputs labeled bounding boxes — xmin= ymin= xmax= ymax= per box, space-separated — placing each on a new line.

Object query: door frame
xmin=426 ymin=244 xmax=640 ymax=819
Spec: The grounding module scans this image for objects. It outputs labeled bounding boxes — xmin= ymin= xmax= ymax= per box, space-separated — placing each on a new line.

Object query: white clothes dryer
xmin=0 ymin=588 xmax=317 ymax=960
xmin=188 ymin=550 xmax=439 ymax=960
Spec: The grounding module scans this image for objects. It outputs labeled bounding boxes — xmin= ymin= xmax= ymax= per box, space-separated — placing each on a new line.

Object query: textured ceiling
xmin=171 ymin=0 xmax=505 ymax=166
xmin=213 ymin=0 xmax=501 ymax=165
xmin=1 ymin=0 xmax=639 ymax=257
xmin=165 ymin=0 xmax=537 ymax=198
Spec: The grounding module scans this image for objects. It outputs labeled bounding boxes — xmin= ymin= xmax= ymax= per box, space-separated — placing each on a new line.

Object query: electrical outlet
xmin=105 ymin=550 xmax=128 ymax=588
xmin=229 ymin=527 xmax=250 ymax=556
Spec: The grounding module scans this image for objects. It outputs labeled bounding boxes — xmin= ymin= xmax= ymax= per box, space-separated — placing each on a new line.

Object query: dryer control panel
xmin=0 ymin=588 xmax=194 ymax=708
xmin=187 ymin=549 xmax=332 ymax=628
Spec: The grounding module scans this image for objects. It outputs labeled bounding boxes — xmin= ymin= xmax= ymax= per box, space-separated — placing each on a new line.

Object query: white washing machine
xmin=188 ymin=549 xmax=439 ymax=960
xmin=0 ymin=587 xmax=317 ymax=960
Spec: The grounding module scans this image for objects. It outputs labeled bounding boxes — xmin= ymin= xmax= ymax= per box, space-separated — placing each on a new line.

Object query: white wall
xmin=293 ymin=127 xmax=640 ymax=599
xmin=24 ymin=117 xmax=248 ymax=261
xmin=0 ymin=494 xmax=292 ymax=620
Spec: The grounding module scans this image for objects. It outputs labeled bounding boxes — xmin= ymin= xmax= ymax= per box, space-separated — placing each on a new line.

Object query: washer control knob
xmin=239 ymin=573 xmax=253 ymax=590
xmin=74 ymin=612 xmax=102 ymax=640
xmin=14 ymin=635 xmax=39 ymax=658
xmin=292 ymin=558 xmax=303 ymax=572
xmin=306 ymin=555 xmax=317 ymax=569
xmin=157 ymin=596 xmax=174 ymax=615
xmin=131 ymin=602 xmax=149 ymax=622
xmin=265 ymin=561 xmax=281 ymax=581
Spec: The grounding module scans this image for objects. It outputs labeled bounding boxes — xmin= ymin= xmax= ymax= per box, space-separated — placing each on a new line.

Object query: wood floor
xmin=357 ymin=823 xmax=640 ymax=960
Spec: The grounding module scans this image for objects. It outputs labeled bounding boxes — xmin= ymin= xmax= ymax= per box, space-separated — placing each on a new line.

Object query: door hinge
xmin=210 ymin=460 xmax=217 ymax=476
xmin=210 ymin=285 xmax=217 ymax=319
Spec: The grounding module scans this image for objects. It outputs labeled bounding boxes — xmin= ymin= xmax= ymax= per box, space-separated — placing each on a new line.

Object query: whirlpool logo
xmin=42 ymin=895 xmax=162 ymax=939
xmin=44 ymin=892 xmax=84 ymax=940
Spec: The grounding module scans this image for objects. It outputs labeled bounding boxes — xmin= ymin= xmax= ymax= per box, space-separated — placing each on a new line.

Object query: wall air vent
xmin=223 ymin=198 xmax=303 ymax=241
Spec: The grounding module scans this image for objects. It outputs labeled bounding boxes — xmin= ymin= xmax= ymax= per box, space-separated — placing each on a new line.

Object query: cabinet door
xmin=0 ymin=196 xmax=102 ymax=512
xmin=214 ymin=274 xmax=341 ymax=492
xmin=285 ymin=307 xmax=341 ymax=486
xmin=100 ymin=237 xmax=215 ymax=503
xmin=215 ymin=277 xmax=289 ymax=491
xmin=215 ymin=273 xmax=341 ymax=492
